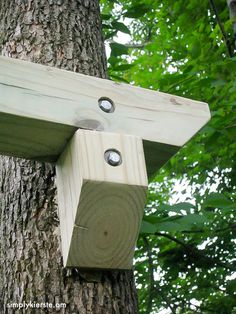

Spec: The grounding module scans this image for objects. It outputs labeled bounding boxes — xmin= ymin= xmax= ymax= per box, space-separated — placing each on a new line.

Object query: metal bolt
xmin=104 ymin=149 xmax=122 ymax=166
xmin=98 ymin=98 xmax=115 ymax=113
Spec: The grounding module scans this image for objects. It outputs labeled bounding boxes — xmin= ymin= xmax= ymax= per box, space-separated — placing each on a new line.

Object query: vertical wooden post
xmin=56 ymin=129 xmax=148 ymax=269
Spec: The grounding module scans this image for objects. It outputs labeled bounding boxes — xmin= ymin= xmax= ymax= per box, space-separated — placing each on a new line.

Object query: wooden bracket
xmin=0 ymin=56 xmax=211 ymax=269
xmin=56 ymin=130 xmax=147 ymax=269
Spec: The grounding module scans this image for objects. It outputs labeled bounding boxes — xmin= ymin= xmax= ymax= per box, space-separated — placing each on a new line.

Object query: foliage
xmin=101 ymin=0 xmax=236 ymax=313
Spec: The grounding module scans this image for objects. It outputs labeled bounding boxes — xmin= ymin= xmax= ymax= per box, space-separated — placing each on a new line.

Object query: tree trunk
xmin=0 ymin=1 xmax=139 ymax=313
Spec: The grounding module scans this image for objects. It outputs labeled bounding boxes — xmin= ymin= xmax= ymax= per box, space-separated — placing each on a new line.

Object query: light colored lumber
xmin=0 ymin=56 xmax=210 ymax=177
xmin=56 ymin=129 xmax=148 ymax=269
xmin=0 ymin=112 xmax=76 ymax=162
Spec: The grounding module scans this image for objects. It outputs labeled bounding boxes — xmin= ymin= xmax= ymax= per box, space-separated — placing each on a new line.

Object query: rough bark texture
xmin=0 ymin=1 xmax=139 ymax=313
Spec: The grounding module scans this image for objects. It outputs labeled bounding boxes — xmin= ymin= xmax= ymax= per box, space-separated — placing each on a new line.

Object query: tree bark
xmin=0 ymin=1 xmax=139 ymax=313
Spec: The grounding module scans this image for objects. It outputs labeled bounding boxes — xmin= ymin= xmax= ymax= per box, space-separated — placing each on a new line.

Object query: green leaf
xmin=140 ymin=221 xmax=157 ymax=234
xmin=158 ymin=202 xmax=194 ymax=213
xmin=156 ymin=221 xmax=187 ymax=232
xmin=226 ymin=280 xmax=236 ymax=295
xmin=177 ymin=214 xmax=208 ymax=227
xmin=110 ymin=42 xmax=129 ymax=57
xmin=111 ymin=21 xmax=130 ymax=34
xmin=108 ymin=55 xmax=119 ymax=66
xmin=109 ymin=74 xmax=129 ymax=83
xmin=101 ymin=13 xmax=112 ymax=20
xmin=156 ymin=214 xmax=208 ymax=231
xmin=211 ymin=79 xmax=226 ymax=87
xmin=190 ymin=40 xmax=201 ymax=58
xmin=203 ymin=193 xmax=234 ymax=209
xmin=112 ymin=64 xmax=135 ymax=71
xmin=143 ymin=215 xmax=160 ymax=224
xmin=169 ymin=202 xmax=194 ymax=213
xmin=124 ymin=4 xmax=150 ymax=18
xmin=104 ymin=30 xmax=118 ymax=40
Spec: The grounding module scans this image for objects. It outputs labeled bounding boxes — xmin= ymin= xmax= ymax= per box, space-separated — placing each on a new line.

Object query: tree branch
xmin=125 ymin=43 xmax=148 ymax=49
xmin=155 ymin=232 xmax=236 ymax=271
xmin=209 ymin=0 xmax=234 ymax=57
xmin=143 ymin=236 xmax=155 ymax=314
xmin=154 ymin=287 xmax=177 ymax=314
xmin=156 ymin=232 xmax=188 ymax=248
xmin=143 ymin=236 xmax=176 ymax=314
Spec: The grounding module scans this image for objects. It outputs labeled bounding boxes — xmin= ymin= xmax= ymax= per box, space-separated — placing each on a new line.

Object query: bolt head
xmin=98 ymin=98 xmax=115 ymax=113
xmin=104 ymin=149 xmax=122 ymax=166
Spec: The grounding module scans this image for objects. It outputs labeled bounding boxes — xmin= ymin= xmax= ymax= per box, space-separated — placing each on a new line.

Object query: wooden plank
xmin=56 ymin=130 xmax=148 ymax=269
xmin=0 ymin=112 xmax=76 ymax=162
xmin=0 ymin=56 xmax=210 ymax=175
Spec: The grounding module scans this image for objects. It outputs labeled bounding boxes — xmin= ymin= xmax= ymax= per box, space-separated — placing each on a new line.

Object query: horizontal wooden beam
xmin=0 ymin=56 xmax=210 ymax=176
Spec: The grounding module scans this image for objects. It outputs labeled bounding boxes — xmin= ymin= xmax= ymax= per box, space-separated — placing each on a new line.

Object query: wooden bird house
xmin=0 ymin=56 xmax=210 ymax=269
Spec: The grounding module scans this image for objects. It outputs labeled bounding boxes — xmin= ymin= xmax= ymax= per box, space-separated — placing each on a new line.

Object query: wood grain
xmin=56 ymin=130 xmax=148 ymax=269
xmin=0 ymin=56 xmax=210 ymax=177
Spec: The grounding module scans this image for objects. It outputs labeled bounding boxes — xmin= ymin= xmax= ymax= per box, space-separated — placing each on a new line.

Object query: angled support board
xmin=0 ymin=56 xmax=210 ymax=177
xmin=56 ymin=130 xmax=148 ymax=269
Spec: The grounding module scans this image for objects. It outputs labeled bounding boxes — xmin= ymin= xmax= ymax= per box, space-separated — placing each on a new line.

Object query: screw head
xmin=98 ymin=98 xmax=115 ymax=113
xmin=104 ymin=149 xmax=122 ymax=166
